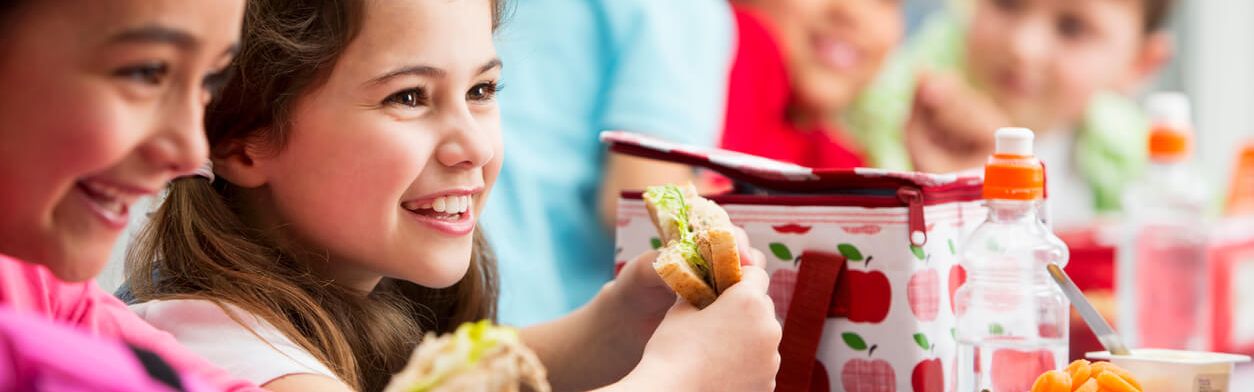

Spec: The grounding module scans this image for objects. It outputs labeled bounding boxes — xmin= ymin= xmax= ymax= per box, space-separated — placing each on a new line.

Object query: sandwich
xmin=643 ymin=184 xmax=742 ymax=309
xmin=385 ymin=320 xmax=550 ymax=392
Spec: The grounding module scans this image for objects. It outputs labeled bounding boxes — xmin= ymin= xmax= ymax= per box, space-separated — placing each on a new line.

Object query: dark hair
xmin=127 ymin=1 xmax=507 ymax=391
xmin=1144 ymin=0 xmax=1176 ymax=32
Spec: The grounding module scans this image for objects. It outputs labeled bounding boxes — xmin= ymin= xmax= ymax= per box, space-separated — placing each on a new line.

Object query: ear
xmin=1118 ymin=31 xmax=1173 ymax=93
xmin=212 ymin=136 xmax=270 ymax=188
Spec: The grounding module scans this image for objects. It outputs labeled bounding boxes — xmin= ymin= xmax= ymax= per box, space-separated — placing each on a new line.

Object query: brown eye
xmin=385 ymin=88 xmax=428 ymax=107
xmin=1057 ymin=15 xmax=1089 ymax=39
xmin=114 ymin=62 xmax=169 ymax=86
xmin=467 ymin=82 xmax=501 ymax=102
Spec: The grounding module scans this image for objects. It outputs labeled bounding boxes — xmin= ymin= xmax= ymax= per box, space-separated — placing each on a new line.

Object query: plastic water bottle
xmin=956 ymin=128 xmax=1070 ymax=392
xmin=1118 ymin=92 xmax=1210 ymax=350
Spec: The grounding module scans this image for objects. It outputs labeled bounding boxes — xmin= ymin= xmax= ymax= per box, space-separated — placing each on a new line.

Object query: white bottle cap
xmin=994 ymin=127 xmax=1035 ymax=156
xmin=1145 ymin=92 xmax=1192 ymax=129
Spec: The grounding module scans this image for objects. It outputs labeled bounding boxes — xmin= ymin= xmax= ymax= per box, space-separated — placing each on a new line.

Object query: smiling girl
xmin=126 ymin=0 xmax=781 ymax=391
xmin=0 ymin=0 xmax=255 ymax=390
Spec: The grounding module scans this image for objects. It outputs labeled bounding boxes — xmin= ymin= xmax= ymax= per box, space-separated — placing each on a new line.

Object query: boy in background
xmin=849 ymin=0 xmax=1175 ymax=227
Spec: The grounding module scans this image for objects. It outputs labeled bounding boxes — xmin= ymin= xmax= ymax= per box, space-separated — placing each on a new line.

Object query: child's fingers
xmin=726 ymin=266 xmax=769 ymax=295
xmin=745 ymin=248 xmax=765 ymax=268
xmin=916 ymin=71 xmax=959 ymax=110
xmin=732 ymin=226 xmax=765 ymax=268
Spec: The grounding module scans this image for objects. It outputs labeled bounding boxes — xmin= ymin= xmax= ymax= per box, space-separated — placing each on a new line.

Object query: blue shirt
xmin=485 ymin=0 xmax=733 ymax=326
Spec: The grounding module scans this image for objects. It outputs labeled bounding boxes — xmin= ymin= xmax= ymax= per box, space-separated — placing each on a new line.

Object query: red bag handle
xmin=776 ymin=251 xmax=846 ymax=391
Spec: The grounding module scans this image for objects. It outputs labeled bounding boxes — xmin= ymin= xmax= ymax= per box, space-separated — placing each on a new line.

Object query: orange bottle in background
xmin=1226 ymin=143 xmax=1254 ymax=215
xmin=1118 ymin=92 xmax=1211 ymax=351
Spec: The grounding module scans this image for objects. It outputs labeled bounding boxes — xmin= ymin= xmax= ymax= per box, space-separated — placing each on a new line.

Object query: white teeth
xmin=404 ymin=195 xmax=472 ymax=214
xmin=80 ymin=180 xmax=130 ymax=214
xmin=437 ymin=195 xmax=468 ymax=214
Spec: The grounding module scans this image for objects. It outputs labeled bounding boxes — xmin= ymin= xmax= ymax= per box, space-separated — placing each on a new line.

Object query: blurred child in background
xmin=721 ymin=0 xmax=904 ymax=169
xmin=848 ymin=0 xmax=1176 ymax=227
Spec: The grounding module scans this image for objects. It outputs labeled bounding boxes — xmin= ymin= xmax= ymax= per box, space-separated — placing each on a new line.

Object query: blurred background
xmin=98 ymin=1 xmax=1253 ymax=284
xmin=98 ymin=0 xmax=1254 ymax=384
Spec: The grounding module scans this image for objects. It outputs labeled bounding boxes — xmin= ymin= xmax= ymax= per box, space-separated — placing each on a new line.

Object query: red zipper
xmin=623 ymin=184 xmax=982 ymax=246
xmin=899 ymin=185 xmax=984 ymax=246
xmin=898 ymin=187 xmax=927 ymax=246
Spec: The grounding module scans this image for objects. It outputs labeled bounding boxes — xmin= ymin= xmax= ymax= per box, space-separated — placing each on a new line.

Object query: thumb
xmin=623 ymin=250 xmax=663 ymax=284
xmin=667 ymin=295 xmax=698 ymax=316
xmin=733 ymin=226 xmax=765 ymax=268
xmin=725 ymin=266 xmax=770 ymax=295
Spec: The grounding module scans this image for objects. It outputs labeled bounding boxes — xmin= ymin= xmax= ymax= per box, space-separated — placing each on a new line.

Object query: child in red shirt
xmin=722 ymin=0 xmax=903 ymax=169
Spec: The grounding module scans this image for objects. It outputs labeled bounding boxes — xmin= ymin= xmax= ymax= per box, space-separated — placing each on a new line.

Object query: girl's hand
xmin=601 ymin=227 xmax=765 ymax=354
xmin=522 ymin=228 xmax=767 ymax=391
xmin=615 ymin=265 xmax=782 ymax=391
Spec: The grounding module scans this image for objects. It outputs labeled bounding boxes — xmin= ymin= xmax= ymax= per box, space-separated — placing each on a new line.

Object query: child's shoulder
xmin=131 ymin=298 xmax=341 ymax=386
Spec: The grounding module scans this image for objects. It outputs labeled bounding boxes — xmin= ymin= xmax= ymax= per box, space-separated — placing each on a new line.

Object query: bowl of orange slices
xmin=1031 ymin=359 xmax=1141 ymax=392
xmin=1086 ymin=349 xmax=1249 ymax=392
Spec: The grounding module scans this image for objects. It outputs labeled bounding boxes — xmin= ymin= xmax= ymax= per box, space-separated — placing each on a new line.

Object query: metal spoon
xmin=1046 ymin=263 xmax=1131 ymax=356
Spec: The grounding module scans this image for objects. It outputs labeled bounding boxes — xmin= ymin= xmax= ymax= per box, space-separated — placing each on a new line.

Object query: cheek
xmin=0 ymin=74 xmax=143 ymax=210
xmin=268 ymin=121 xmax=434 ymax=254
xmin=0 ymin=76 xmax=142 ymax=178
xmin=859 ymin=7 xmax=903 ymax=80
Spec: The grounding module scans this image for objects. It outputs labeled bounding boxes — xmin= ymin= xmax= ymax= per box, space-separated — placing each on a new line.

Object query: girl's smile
xmin=401 ymin=187 xmax=484 ymax=236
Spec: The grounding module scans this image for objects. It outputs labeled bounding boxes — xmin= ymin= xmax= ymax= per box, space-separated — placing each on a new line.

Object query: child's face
xmin=254 ymin=0 xmax=502 ymax=290
xmin=966 ymin=0 xmax=1156 ymax=132
xmin=0 ymin=0 xmax=242 ymax=281
xmin=742 ymin=0 xmax=903 ymax=117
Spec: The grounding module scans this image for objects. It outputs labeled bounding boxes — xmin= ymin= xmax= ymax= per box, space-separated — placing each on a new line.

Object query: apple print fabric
xmin=616 ymin=197 xmax=984 ymax=391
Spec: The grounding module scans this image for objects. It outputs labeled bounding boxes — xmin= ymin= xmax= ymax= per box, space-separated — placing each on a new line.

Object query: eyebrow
xmin=109 ymin=25 xmax=198 ymax=50
xmin=365 ymin=58 xmax=503 ymax=87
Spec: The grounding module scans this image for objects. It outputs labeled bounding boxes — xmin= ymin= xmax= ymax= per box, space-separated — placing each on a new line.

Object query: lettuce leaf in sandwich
xmin=386 ymin=320 xmax=550 ymax=392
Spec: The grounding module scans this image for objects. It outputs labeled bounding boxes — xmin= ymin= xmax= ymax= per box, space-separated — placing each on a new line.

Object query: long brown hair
xmin=127 ymin=0 xmax=508 ymax=390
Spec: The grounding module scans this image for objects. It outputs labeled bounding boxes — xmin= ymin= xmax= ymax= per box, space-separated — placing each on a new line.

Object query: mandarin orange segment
xmin=1089 ymin=361 xmax=1117 ymax=377
xmin=1031 ymin=370 xmax=1071 ymax=392
xmin=1102 ymin=364 xmax=1142 ymax=391
xmin=1096 ymin=371 xmax=1140 ymax=392
xmin=1068 ymin=361 xmax=1092 ymax=390
xmin=1073 ymin=378 xmax=1099 ymax=392
xmin=1066 ymin=359 xmax=1090 ymax=373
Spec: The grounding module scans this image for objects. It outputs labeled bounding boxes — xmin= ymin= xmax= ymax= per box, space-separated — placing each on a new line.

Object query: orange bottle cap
xmin=983 ymin=128 xmax=1045 ymax=200
xmin=1226 ymin=142 xmax=1254 ymax=215
xmin=984 ymin=154 xmax=1045 ymax=200
xmin=1145 ymin=92 xmax=1193 ymax=162
xmin=1148 ymin=125 xmax=1192 ymax=161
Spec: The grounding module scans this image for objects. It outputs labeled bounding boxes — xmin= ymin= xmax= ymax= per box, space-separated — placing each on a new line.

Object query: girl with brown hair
xmin=126 ymin=0 xmax=781 ymax=391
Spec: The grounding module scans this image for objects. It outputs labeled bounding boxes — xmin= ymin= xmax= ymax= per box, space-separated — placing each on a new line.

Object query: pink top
xmin=0 ymin=254 xmax=260 ymax=392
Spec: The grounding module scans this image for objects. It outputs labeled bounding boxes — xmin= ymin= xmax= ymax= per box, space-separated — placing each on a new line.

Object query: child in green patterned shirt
xmin=848 ymin=0 xmax=1176 ymax=222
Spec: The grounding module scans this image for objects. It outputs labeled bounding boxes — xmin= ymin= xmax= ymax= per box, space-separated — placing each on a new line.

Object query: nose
xmin=433 ymin=108 xmax=495 ymax=169
xmin=139 ymin=88 xmax=210 ymax=177
xmin=1005 ymin=17 xmax=1052 ymax=66
xmin=822 ymin=0 xmax=857 ymax=26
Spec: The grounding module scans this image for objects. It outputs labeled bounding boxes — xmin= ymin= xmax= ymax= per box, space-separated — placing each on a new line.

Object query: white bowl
xmin=1087 ymin=349 xmax=1250 ymax=392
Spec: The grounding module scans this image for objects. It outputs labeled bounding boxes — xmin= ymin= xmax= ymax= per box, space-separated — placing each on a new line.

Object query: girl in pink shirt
xmin=0 ymin=1 xmax=256 ymax=390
